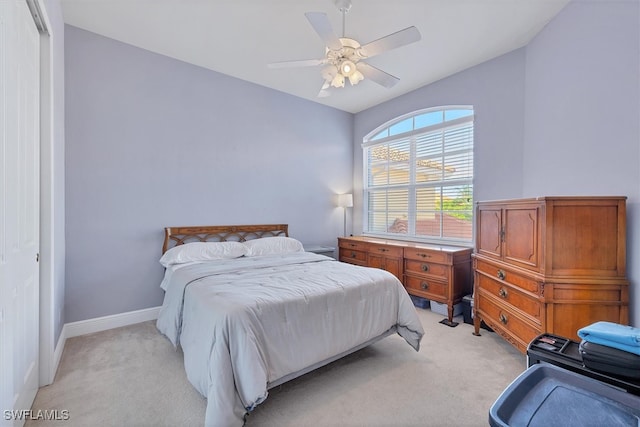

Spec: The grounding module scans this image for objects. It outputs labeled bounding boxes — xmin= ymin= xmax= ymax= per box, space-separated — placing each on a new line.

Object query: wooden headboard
xmin=162 ymin=224 xmax=289 ymax=254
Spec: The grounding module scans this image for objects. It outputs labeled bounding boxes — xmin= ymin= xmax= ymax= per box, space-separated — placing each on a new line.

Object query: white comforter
xmin=156 ymin=252 xmax=424 ymax=426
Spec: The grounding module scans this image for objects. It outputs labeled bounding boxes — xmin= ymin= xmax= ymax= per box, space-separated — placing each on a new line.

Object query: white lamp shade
xmin=348 ymin=70 xmax=364 ymax=86
xmin=337 ymin=193 xmax=353 ymax=208
xmin=340 ymin=60 xmax=356 ymax=76
xmin=331 ymin=73 xmax=345 ymax=88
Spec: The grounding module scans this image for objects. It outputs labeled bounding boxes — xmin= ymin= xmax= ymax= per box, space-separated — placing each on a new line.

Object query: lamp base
xmin=343 ymin=208 xmax=347 ymax=237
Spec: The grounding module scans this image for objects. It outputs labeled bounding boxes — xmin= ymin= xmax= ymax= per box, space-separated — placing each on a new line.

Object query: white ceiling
xmin=60 ymin=0 xmax=570 ymax=114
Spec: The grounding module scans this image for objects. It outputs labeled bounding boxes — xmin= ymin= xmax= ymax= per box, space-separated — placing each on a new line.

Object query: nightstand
xmin=304 ymin=245 xmax=336 ymax=259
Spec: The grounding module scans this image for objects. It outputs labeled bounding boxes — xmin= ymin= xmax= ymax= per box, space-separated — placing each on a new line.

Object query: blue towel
xmin=577 ymin=321 xmax=640 ymax=356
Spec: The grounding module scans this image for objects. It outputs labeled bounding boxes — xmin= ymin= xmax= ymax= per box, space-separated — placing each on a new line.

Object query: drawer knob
xmin=418 ymin=253 xmax=430 ymax=258
xmin=420 ymin=281 xmax=429 ymax=290
xmin=351 ymin=251 xmax=356 ymax=258
xmin=498 ymin=287 xmax=508 ymax=298
xmin=349 ymin=243 xmax=357 ymax=247
xmin=497 ymin=269 xmax=506 ymax=280
xmin=379 ymin=248 xmax=389 ymax=253
xmin=421 ymin=264 xmax=429 ymax=272
xmin=499 ymin=313 xmax=508 ymax=324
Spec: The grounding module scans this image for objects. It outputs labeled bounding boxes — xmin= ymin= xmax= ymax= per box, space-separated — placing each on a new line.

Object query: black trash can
xmin=462 ymin=294 xmax=473 ymax=325
xmin=462 ymin=294 xmax=493 ymax=331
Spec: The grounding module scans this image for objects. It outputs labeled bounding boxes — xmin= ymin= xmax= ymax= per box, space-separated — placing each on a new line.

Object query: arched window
xmin=362 ymin=106 xmax=474 ymax=244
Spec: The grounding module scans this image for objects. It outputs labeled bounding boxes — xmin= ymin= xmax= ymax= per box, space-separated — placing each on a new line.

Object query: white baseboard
xmin=53 ymin=326 xmax=66 ymax=376
xmin=64 ymin=306 xmax=162 ymax=338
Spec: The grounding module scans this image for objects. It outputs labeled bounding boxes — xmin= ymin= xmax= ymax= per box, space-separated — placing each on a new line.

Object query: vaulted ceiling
xmin=60 ymin=0 xmax=570 ymax=113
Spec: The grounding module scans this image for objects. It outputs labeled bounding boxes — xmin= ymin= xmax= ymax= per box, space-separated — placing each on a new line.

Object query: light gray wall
xmin=353 ymin=0 xmax=639 ymax=325
xmin=65 ymin=0 xmax=639 ymax=327
xmin=522 ymin=0 xmax=640 ymax=325
xmin=64 ymin=26 xmax=353 ymax=322
xmin=353 ymin=48 xmax=527 ymax=236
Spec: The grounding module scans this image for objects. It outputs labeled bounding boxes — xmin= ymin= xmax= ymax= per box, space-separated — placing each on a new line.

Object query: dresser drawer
xmin=339 ymin=239 xmax=368 ymax=251
xmin=475 ymin=259 xmax=540 ymax=294
xmin=367 ymin=243 xmax=404 ymax=258
xmin=339 ymin=248 xmax=367 ymax=265
xmin=476 ymin=273 xmax=542 ymax=321
xmin=404 ymin=259 xmax=449 ymax=279
xmin=476 ymin=293 xmax=541 ymax=350
xmin=404 ymin=247 xmax=448 ymax=264
xmin=404 ymin=275 xmax=448 ymax=299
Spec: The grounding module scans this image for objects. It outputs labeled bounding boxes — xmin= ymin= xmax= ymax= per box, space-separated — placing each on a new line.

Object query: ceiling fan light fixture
xmin=348 ymin=69 xmax=364 ymax=85
xmin=321 ymin=64 xmax=338 ymax=81
xmin=268 ymin=2 xmax=421 ymax=98
xmin=340 ymin=60 xmax=356 ymax=76
xmin=331 ymin=73 xmax=345 ymax=88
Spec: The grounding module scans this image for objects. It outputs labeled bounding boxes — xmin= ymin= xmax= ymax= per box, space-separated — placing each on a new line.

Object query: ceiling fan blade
xmin=268 ymin=59 xmax=325 ymax=69
xmin=359 ymin=26 xmax=421 ymax=58
xmin=305 ymin=12 xmax=342 ymax=51
xmin=318 ymin=80 xmax=331 ymax=98
xmin=357 ymin=62 xmax=400 ymax=88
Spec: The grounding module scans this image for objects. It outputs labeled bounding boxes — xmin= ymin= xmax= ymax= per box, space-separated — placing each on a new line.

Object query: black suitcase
xmin=579 ymin=340 xmax=640 ymax=379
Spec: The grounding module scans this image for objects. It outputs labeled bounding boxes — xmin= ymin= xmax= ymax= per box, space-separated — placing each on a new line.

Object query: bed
xmin=156 ymin=224 xmax=424 ymax=426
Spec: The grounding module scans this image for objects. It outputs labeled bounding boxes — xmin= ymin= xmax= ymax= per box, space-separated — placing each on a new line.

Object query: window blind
xmin=363 ymin=107 xmax=474 ymax=243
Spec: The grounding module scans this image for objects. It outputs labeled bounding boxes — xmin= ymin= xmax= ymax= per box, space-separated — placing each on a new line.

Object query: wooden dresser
xmin=338 ymin=236 xmax=472 ymax=325
xmin=472 ymin=196 xmax=629 ymax=353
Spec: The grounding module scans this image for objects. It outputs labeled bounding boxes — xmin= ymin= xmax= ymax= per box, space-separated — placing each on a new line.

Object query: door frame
xmin=28 ymin=0 xmax=56 ymax=387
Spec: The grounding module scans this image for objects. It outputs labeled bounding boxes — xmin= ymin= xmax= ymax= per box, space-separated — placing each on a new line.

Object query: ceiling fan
xmin=268 ymin=0 xmax=421 ymax=97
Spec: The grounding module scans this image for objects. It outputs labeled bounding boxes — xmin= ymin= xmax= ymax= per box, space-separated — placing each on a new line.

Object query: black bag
xmin=579 ymin=340 xmax=640 ymax=379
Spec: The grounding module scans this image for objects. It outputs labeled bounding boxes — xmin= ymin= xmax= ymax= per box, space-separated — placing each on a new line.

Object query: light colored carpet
xmin=27 ymin=308 xmax=526 ymax=427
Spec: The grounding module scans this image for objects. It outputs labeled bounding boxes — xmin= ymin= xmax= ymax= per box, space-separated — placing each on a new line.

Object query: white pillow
xmin=159 ymin=241 xmax=247 ymax=267
xmin=243 ymin=236 xmax=304 ymax=257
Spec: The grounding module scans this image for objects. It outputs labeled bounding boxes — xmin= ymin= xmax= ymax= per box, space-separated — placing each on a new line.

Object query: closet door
xmin=0 ymin=0 xmax=41 ymax=421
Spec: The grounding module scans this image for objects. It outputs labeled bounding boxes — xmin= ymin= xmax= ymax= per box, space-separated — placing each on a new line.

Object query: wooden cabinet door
xmin=368 ymin=253 xmax=385 ymax=271
xmin=476 ymin=207 xmax=502 ymax=259
xmin=382 ymin=256 xmax=402 ymax=280
xmin=369 ymin=254 xmax=402 ymax=281
xmin=503 ymin=206 xmax=541 ymax=271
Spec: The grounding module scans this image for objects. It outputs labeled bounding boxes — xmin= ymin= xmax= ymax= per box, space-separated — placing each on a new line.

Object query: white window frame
xmin=362 ymin=106 xmax=474 ymax=245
